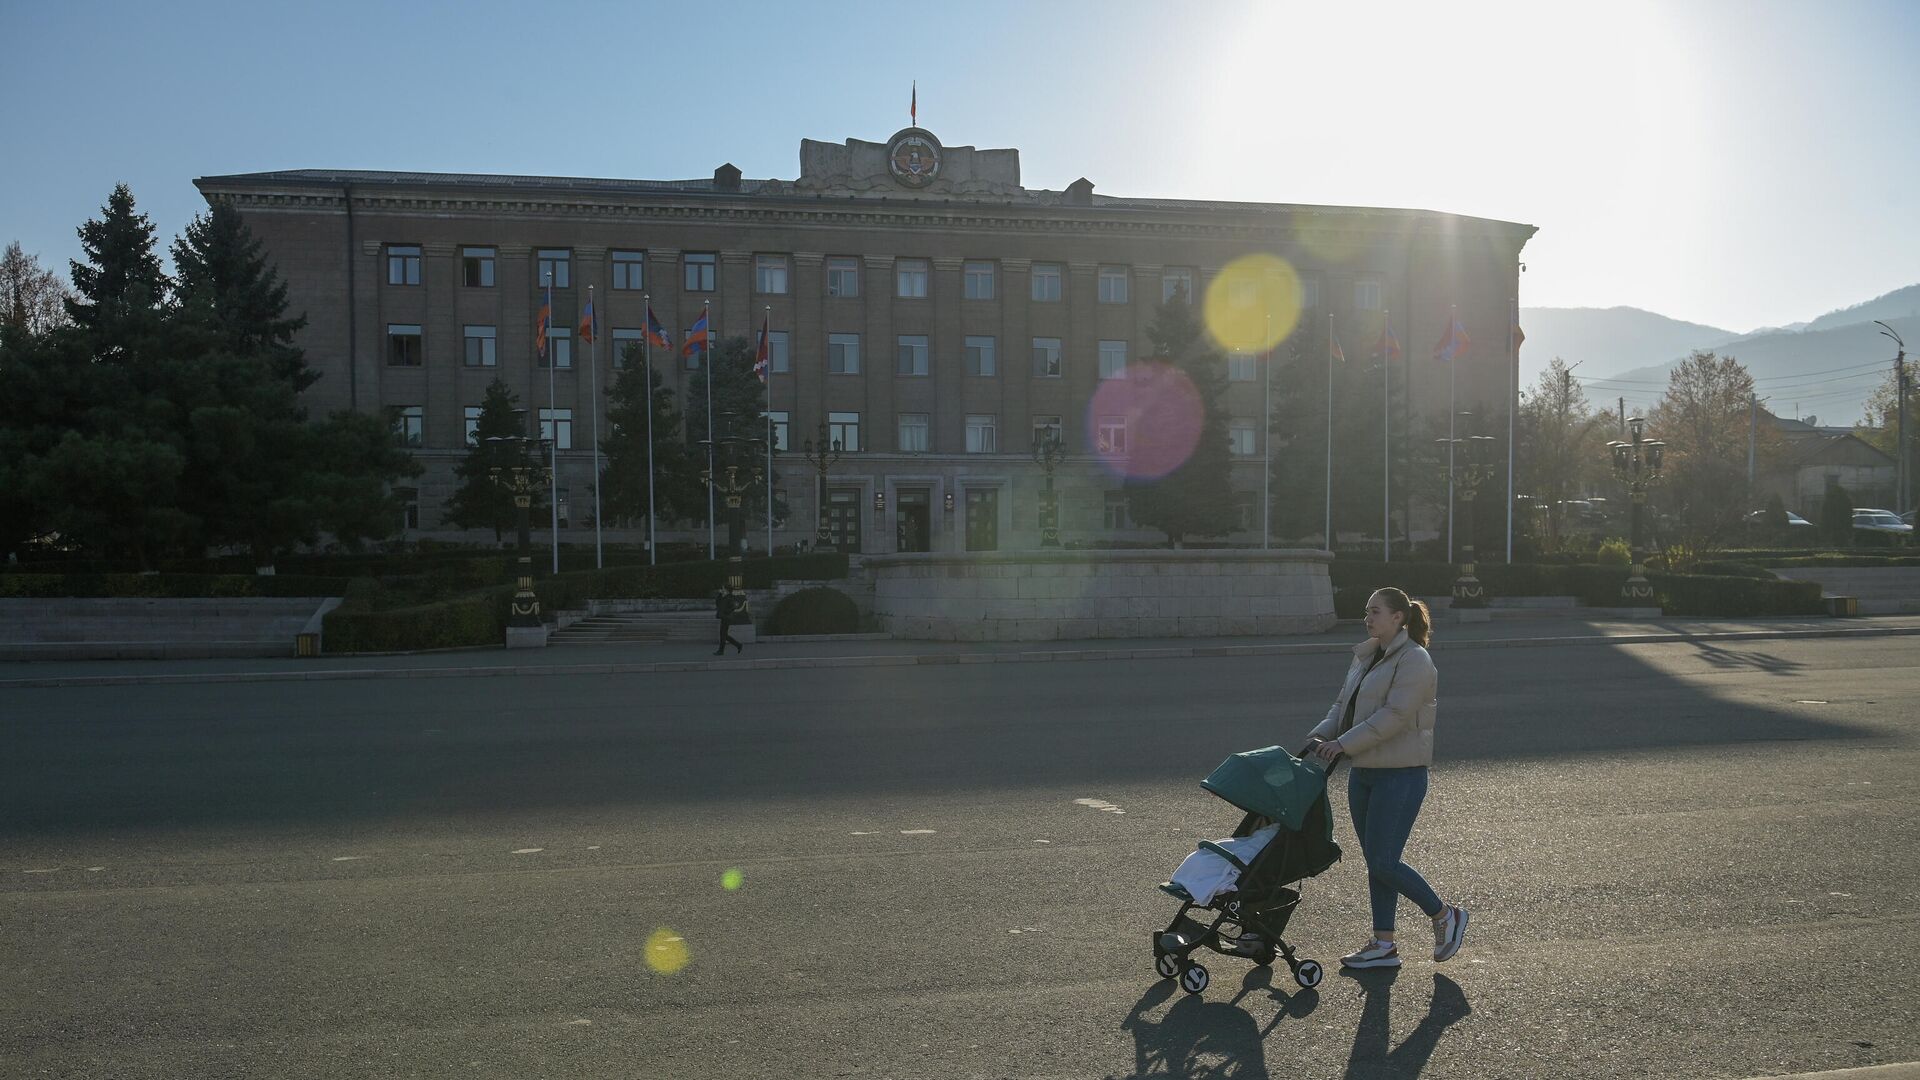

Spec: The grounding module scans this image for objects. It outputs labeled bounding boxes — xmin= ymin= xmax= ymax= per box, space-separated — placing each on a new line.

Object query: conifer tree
xmin=66 ymin=184 xmax=170 ymax=343
xmin=172 ymin=202 xmax=315 ymax=391
xmin=442 ymin=378 xmax=548 ymax=541
xmin=599 ymin=352 xmax=695 ymax=530
xmin=1126 ymin=293 xmax=1237 ymax=545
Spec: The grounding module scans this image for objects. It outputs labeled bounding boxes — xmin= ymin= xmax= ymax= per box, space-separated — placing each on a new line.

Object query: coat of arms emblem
xmin=887 ymin=130 xmax=941 ymax=188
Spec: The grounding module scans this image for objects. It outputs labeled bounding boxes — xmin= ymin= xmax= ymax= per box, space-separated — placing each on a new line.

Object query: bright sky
xmin=3 ymin=0 xmax=1915 ymax=334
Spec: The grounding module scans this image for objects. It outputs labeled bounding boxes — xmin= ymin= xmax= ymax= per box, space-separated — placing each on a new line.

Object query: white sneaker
xmin=1340 ymin=939 xmax=1401 ymax=969
xmin=1433 ymin=904 xmax=1469 ymax=963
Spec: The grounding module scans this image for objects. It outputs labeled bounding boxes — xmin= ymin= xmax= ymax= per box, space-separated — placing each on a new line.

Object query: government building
xmin=195 ymin=128 xmax=1535 ymax=554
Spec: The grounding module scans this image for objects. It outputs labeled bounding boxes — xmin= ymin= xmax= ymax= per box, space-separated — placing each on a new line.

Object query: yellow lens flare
xmin=645 ymin=927 xmax=690 ymax=975
xmin=1202 ymin=254 xmax=1302 ymax=355
xmin=721 ymin=868 xmax=744 ymax=891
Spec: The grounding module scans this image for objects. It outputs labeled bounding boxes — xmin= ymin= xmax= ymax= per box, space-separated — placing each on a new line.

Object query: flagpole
xmin=765 ymin=305 xmax=774 ymax=557
xmin=1507 ymin=294 xmax=1517 ymax=563
xmin=704 ymin=299 xmax=715 ymax=561
xmin=1325 ymin=312 xmax=1333 ymax=551
xmin=643 ymin=294 xmax=657 ymax=567
xmin=1447 ymin=306 xmax=1457 ymax=566
xmin=1383 ymin=309 xmax=1392 ymax=564
xmin=1262 ymin=319 xmax=1271 ymax=551
xmin=547 ymin=274 xmax=560 ymax=576
xmin=588 ymin=285 xmax=603 ymax=570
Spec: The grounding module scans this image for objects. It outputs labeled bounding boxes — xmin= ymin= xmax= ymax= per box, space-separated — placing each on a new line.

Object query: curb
xmin=1 ymin=623 xmax=1916 ymax=690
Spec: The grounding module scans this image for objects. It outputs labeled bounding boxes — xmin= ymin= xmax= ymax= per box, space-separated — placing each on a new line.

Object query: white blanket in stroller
xmin=1168 ymin=823 xmax=1281 ymax=906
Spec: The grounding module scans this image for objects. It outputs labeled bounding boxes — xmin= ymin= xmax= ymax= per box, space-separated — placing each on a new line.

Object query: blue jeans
xmin=1347 ymin=766 xmax=1444 ymax=932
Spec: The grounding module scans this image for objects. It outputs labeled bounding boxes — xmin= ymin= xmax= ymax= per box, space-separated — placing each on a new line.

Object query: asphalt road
xmin=3 ymin=634 xmax=1916 ymax=1079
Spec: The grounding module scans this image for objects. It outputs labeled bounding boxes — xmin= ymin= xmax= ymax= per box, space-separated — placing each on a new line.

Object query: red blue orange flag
xmin=534 ymin=285 xmax=552 ymax=360
xmin=1330 ymin=331 xmax=1346 ymax=365
xmin=1373 ymin=325 xmax=1402 ymax=362
xmin=644 ymin=305 xmax=672 ymax=351
xmin=1432 ymin=314 xmax=1469 ymax=363
xmin=681 ymin=310 xmax=710 ymax=357
xmin=753 ymin=314 xmax=771 ymax=383
xmin=578 ymin=295 xmax=595 ymax=345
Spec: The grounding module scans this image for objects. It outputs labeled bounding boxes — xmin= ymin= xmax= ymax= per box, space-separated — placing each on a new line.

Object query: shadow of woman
xmin=1112 ymin=969 xmax=1321 ymax=1080
xmin=1338 ymin=968 xmax=1472 ymax=1079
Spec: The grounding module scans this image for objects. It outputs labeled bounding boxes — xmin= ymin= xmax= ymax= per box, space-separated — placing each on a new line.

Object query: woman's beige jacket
xmin=1305 ymin=629 xmax=1437 ymax=769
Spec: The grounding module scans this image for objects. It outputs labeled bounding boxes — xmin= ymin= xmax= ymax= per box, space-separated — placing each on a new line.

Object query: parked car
xmin=1852 ymin=508 xmax=1914 ymax=538
xmin=1744 ymin=509 xmax=1814 ymax=528
xmin=1904 ymin=509 xmax=1915 ymax=527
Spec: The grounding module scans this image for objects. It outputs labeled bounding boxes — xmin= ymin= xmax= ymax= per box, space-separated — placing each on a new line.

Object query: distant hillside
xmin=1519 ymin=286 xmax=1919 ymax=427
xmin=1517 ymin=307 xmax=1735 ymax=389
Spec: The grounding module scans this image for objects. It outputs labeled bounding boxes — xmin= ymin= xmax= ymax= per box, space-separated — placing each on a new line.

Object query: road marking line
xmin=900 ymin=829 xmax=936 ymax=835
xmin=330 ymin=856 xmax=366 ymax=862
xmin=512 ymin=848 xmax=544 ymax=854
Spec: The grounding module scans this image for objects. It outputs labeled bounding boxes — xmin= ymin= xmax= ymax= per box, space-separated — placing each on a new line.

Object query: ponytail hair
xmin=1371 ymin=587 xmax=1432 ymax=648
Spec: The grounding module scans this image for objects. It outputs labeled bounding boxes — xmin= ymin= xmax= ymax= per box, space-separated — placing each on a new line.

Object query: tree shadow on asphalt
xmin=1110 ymin=966 xmax=1319 ymax=1079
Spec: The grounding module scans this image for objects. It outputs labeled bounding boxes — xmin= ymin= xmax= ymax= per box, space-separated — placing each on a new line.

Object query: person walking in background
xmin=1305 ymin=586 xmax=1467 ymax=969
xmin=713 ymin=588 xmax=746 ymax=656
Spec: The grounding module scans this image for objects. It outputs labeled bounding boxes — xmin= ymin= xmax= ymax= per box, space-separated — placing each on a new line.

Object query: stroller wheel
xmin=1294 ymin=959 xmax=1324 ymax=989
xmin=1154 ymin=952 xmax=1181 ymax=980
xmin=1179 ymin=963 xmax=1210 ymax=995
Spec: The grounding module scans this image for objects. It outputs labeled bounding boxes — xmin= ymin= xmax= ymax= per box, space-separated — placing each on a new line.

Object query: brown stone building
xmin=195 ymin=127 xmax=1535 ymax=553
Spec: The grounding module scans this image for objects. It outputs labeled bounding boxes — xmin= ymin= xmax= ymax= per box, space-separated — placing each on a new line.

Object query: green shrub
xmin=767 ymin=586 xmax=859 ymax=635
xmin=1595 ymin=538 xmax=1631 ymax=565
xmin=1649 ymin=572 xmax=1823 ymax=617
xmin=321 ymin=587 xmax=512 ymax=653
xmin=1688 ymin=561 xmax=1778 ymax=580
xmin=0 ymin=573 xmax=353 ymax=599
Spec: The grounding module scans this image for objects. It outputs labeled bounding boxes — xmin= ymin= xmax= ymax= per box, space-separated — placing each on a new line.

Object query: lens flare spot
xmin=645 ymin=928 xmax=690 ymax=975
xmin=1086 ymin=363 xmax=1204 ymax=480
xmin=721 ymin=868 xmax=744 ymax=891
xmin=1202 ymin=254 xmax=1302 ymax=355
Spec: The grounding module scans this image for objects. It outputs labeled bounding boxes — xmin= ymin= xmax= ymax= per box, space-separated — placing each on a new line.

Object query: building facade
xmin=196 ymin=128 xmax=1535 ymax=553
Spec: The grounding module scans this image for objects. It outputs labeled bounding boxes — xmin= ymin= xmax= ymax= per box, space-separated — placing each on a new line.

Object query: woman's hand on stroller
xmin=1304 ymin=738 xmax=1344 ymax=765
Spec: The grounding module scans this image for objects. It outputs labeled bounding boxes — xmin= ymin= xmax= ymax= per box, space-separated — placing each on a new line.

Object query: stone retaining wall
xmin=863 ymin=549 xmax=1334 ymax=641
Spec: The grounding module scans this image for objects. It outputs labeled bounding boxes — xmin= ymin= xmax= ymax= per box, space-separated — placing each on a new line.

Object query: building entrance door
xmin=827 ymin=488 xmax=863 ymax=553
xmin=965 ymin=488 xmax=999 ymax=552
xmin=897 ymin=489 xmax=931 ymax=552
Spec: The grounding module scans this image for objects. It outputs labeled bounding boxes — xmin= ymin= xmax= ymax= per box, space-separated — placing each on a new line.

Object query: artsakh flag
xmin=578 ymin=295 xmax=596 ymax=344
xmin=1374 ymin=325 xmax=1403 ymax=362
xmin=534 ymin=285 xmax=551 ymax=360
xmin=1432 ymin=314 xmax=1469 ymax=363
xmin=644 ymin=305 xmax=672 ymax=351
xmin=1330 ymin=330 xmax=1346 ymax=365
xmin=753 ymin=314 xmax=771 ymax=383
xmin=1512 ymin=323 xmax=1526 ymax=351
xmin=681 ymin=310 xmax=709 ymax=357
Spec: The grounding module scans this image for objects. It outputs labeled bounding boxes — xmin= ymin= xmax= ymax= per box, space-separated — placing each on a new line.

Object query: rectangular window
xmin=1228 ymin=352 xmax=1257 ymax=382
xmin=464 ymin=406 xmax=483 ymax=447
xmin=539 ymin=407 xmax=573 ymax=450
xmin=404 ymin=497 xmax=420 ymax=530
xmin=1031 ymin=262 xmax=1062 ymax=302
xmin=826 ymin=256 xmax=860 ymax=297
xmin=896 ymin=334 xmax=929 ymax=376
xmin=963 ymin=261 xmax=996 ymax=300
xmin=755 ymin=254 xmax=789 ymax=294
xmin=766 ymin=410 xmax=789 ymax=452
xmin=965 ymin=414 xmax=998 ymax=454
xmin=898 ymin=413 xmax=930 ymax=453
xmin=964 ymin=335 xmax=996 ymax=377
xmin=611 ymin=250 xmax=645 ymax=291
xmin=1354 ymin=278 xmax=1383 ymax=312
xmin=1098 ymin=265 xmax=1130 ymax=304
xmin=539 ymin=327 xmax=572 ymax=369
xmin=386 ymin=245 xmax=421 ymax=286
xmin=1031 ymin=337 xmax=1062 ymax=378
xmin=828 ymin=333 xmax=861 ymax=374
xmin=1230 ymin=419 xmax=1258 ymax=457
xmin=1097 ymin=415 xmax=1127 ymax=455
xmin=387 ymin=324 xmax=422 ymax=367
xmin=536 ymin=248 xmax=571 ymax=289
xmin=463 ymin=325 xmax=497 ymax=367
xmin=1104 ymin=490 xmax=1132 ymax=530
xmin=1162 ymin=267 xmax=1194 ymax=304
xmin=461 ymin=246 xmax=495 ymax=288
xmin=1098 ymin=339 xmax=1128 ymax=379
xmin=1300 ymin=276 xmax=1320 ymax=312
xmin=896 ymin=258 xmax=928 ymax=298
xmin=611 ymin=328 xmax=644 ymax=369
xmin=1031 ymin=414 xmax=1063 ymax=447
xmin=394 ymin=404 xmax=423 ymax=446
xmin=768 ymin=330 xmax=790 ymax=374
xmin=684 ymin=252 xmax=716 ymax=292
xmin=828 ymin=411 xmax=861 ymax=452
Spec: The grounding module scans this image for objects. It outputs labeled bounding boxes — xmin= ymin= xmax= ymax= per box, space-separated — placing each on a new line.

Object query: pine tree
xmin=1126 ymin=295 xmax=1237 ymax=545
xmin=599 ymin=352 xmax=695 ymax=530
xmin=681 ymin=335 xmax=787 ymax=527
xmin=172 ymin=202 xmax=315 ymax=392
xmin=66 ymin=184 xmax=170 ymax=343
xmin=442 ymin=379 xmax=548 ymax=541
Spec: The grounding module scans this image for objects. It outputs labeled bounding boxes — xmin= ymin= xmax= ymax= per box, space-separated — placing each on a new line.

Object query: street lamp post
xmin=702 ymin=424 xmax=766 ymax=599
xmin=1032 ymin=431 xmax=1067 ymax=548
xmin=487 ymin=425 xmax=551 ymax=637
xmin=1607 ymin=416 xmax=1666 ymax=605
xmin=800 ymin=420 xmax=843 ymax=553
xmin=1437 ymin=433 xmax=1498 ymax=610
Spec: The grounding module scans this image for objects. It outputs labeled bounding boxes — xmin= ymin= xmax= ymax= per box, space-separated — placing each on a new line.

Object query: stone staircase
xmin=548 ymin=610 xmax=714 ymax=644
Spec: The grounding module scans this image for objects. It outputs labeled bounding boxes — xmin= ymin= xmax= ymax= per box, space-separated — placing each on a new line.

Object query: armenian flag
xmin=1432 ymin=314 xmax=1469 ymax=363
xmin=578 ymin=295 xmax=596 ymax=344
xmin=533 ymin=287 xmax=551 ymax=360
xmin=1374 ymin=324 xmax=1403 ymax=362
xmin=681 ymin=310 xmax=709 ymax=358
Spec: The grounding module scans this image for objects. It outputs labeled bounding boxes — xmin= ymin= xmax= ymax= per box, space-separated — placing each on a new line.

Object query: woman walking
xmin=1306 ymin=587 xmax=1467 ymax=969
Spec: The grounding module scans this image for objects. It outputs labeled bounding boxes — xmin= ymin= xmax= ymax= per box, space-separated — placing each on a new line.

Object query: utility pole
xmin=1748 ymin=392 xmax=1758 ymax=489
xmin=1618 ymin=397 xmax=1626 ymax=437
xmin=1879 ymin=321 xmax=1908 ymax=517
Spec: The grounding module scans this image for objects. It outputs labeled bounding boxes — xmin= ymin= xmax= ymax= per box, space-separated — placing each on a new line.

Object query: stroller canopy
xmin=1200 ymin=746 xmax=1326 ymax=831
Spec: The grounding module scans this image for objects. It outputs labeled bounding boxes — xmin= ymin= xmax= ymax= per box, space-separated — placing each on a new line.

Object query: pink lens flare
xmin=1086 ymin=362 xmax=1204 ymax=480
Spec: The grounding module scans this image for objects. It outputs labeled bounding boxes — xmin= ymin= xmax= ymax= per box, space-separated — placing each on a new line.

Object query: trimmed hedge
xmin=767 ymin=587 xmax=859 ymax=635
xmin=322 ymin=586 xmax=512 ymax=653
xmin=0 ymin=573 xmax=355 ymax=598
xmin=1331 ymin=559 xmax=1825 ymax=616
xmin=1649 ymin=572 xmax=1823 ymax=617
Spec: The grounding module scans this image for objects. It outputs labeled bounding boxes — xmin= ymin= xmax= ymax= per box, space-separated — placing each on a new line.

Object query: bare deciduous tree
xmin=1 ymin=242 xmax=72 ymax=335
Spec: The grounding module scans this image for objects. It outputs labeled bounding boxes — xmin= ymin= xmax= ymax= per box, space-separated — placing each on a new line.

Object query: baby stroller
xmin=1152 ymin=744 xmax=1342 ymax=996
